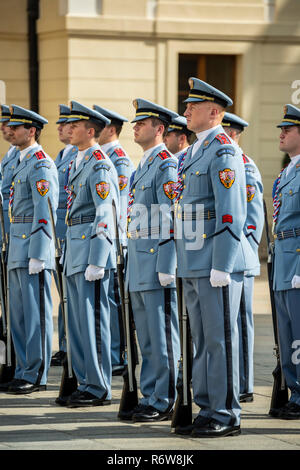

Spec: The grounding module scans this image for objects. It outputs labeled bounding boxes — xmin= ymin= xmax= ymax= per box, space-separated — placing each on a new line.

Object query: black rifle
xmin=263 ymin=200 xmax=289 ymax=415
xmin=0 ymin=197 xmax=15 ymax=383
xmin=112 ymin=200 xmax=139 ymax=418
xmin=171 ymin=276 xmax=193 ymax=431
xmin=48 ymin=198 xmax=77 ymax=401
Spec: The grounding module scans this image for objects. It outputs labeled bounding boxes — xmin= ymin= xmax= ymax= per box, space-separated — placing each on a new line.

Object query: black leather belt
xmin=11 ymin=216 xmax=33 ymax=223
xmin=274 ymin=228 xmax=300 ymax=240
xmin=181 ymin=209 xmax=216 ymax=221
xmin=67 ymin=215 xmax=95 ymax=226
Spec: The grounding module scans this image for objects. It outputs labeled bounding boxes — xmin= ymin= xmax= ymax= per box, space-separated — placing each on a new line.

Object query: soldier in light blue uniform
xmin=272 ymin=104 xmax=300 ymax=420
xmin=0 ymin=105 xmax=20 ymax=234
xmin=94 ymin=105 xmax=135 ymax=376
xmin=51 ymin=105 xmax=78 ymax=366
xmin=222 ymin=112 xmax=264 ymax=403
xmin=164 ymin=115 xmax=193 ymax=164
xmin=62 ymin=101 xmax=120 ymax=407
xmin=1 ymin=105 xmax=59 ymax=394
xmin=164 ymin=115 xmax=194 ymax=199
xmin=175 ymin=78 xmax=256 ymax=437
xmin=122 ymin=99 xmax=181 ymax=423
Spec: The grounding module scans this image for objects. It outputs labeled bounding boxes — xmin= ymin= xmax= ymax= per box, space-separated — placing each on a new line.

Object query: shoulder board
xmin=216 ymin=145 xmax=235 ymax=158
xmin=159 ymin=160 xmax=177 ymax=171
xmin=242 ymin=153 xmax=250 ymax=164
xmin=93 ymin=162 xmax=110 ymax=172
xmin=34 ymin=160 xmax=52 ymax=170
xmin=92 ymin=149 xmax=105 ymax=161
xmin=34 ymin=150 xmax=47 ymax=160
xmin=215 ymin=133 xmax=232 ymax=145
xmin=157 ymin=150 xmax=172 ymax=160
xmin=115 ymin=157 xmax=129 ymax=167
xmin=114 ymin=147 xmax=126 ymax=157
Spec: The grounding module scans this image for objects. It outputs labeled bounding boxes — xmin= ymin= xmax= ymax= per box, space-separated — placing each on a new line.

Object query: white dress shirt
xmin=192 ymin=125 xmax=220 ymax=157
xmin=101 ymin=140 xmax=119 ymax=154
xmin=285 ymin=154 xmax=300 ymax=176
xmin=19 ymin=142 xmax=39 ymax=162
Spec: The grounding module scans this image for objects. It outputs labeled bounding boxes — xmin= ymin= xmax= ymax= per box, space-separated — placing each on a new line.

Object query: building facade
xmin=1 ymin=0 xmax=300 ymax=232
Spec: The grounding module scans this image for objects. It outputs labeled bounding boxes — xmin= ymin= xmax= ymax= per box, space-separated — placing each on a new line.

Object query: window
xmin=178 ymin=54 xmax=236 ymax=115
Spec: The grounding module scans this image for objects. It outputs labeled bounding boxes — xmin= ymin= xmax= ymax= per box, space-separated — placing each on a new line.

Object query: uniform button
xmin=150 ymin=248 xmax=154 ymax=253
xmin=279 ymin=193 xmax=282 ymax=197
xmin=196 ymin=171 xmax=199 ymax=175
xmin=289 ymin=190 xmax=293 ymax=195
xmin=142 ymin=185 xmax=145 ymax=190
xmin=133 ymin=189 xmax=135 ymax=193
xmin=296 ymin=248 xmax=300 ymax=252
xmin=79 ymin=183 xmax=82 ymax=187
xmin=202 ymin=234 xmax=207 ymax=239
xmin=63 ymin=168 xmax=66 ymax=172
xmin=12 ymin=182 xmax=15 ymax=186
xmin=182 ymin=174 xmax=186 ymax=179
xmin=71 ymin=185 xmax=74 ymax=190
xmin=82 ymin=235 xmax=86 ymax=239
xmin=180 ymin=195 xmax=183 ymax=199
xmin=22 ymin=234 xmax=26 ymax=239
xmin=18 ymin=179 xmax=20 ymax=183
xmin=183 ymin=185 xmax=186 ymax=189
xmin=128 ymin=217 xmax=131 ymax=222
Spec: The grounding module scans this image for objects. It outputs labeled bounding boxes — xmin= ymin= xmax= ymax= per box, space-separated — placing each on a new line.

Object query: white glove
xmin=84 ymin=265 xmax=105 ymax=282
xmin=29 ymin=258 xmax=45 ymax=275
xmin=210 ymin=269 xmax=231 ymax=288
xmin=158 ymin=272 xmax=175 ymax=287
xmin=292 ymin=275 xmax=300 ymax=289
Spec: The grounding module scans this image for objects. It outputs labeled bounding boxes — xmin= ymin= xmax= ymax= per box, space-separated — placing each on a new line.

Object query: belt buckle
xmin=281 ymin=231 xmax=284 ymax=239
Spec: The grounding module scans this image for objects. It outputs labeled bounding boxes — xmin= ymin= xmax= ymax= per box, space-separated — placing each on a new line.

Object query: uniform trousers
xmin=109 ymin=270 xmax=125 ymax=367
xmin=238 ymin=275 xmax=255 ymax=394
xmin=9 ymin=268 xmax=53 ymax=386
xmin=66 ymin=270 xmax=112 ymax=399
xmin=274 ymin=289 xmax=300 ymax=405
xmin=130 ymin=288 xmax=180 ymax=412
xmin=53 ymin=270 xmax=66 ymax=352
xmin=182 ymin=273 xmax=243 ymax=425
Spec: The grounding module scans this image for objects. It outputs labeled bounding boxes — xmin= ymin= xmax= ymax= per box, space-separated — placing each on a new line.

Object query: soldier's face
xmin=224 ymin=127 xmax=240 ymax=144
xmin=164 ymin=131 xmax=180 ymax=154
xmin=0 ymin=122 xmax=13 ymax=142
xmin=133 ymin=118 xmax=160 ymax=149
xmin=184 ymin=101 xmax=212 ymax=133
xmin=279 ymin=126 xmax=300 ymax=157
xmin=9 ymin=125 xmax=34 ymax=149
xmin=69 ymin=121 xmax=91 ymax=148
xmin=57 ymin=122 xmax=72 ymax=144
xmin=98 ymin=125 xmax=112 ymax=146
